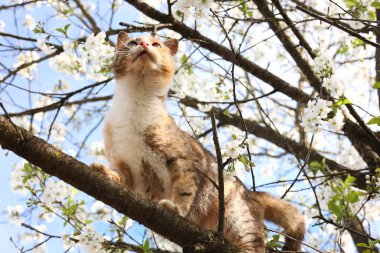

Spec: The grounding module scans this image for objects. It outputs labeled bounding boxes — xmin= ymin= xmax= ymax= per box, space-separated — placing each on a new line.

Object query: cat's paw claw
xmin=90 ymin=163 xmax=121 ymax=183
xmin=158 ymin=199 xmax=183 ymax=216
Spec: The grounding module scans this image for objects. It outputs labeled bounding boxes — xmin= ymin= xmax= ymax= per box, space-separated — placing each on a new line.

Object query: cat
xmin=91 ymin=31 xmax=305 ymax=252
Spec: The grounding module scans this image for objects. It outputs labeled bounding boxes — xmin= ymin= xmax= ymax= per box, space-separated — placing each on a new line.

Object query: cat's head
xmin=112 ymin=32 xmax=178 ymax=80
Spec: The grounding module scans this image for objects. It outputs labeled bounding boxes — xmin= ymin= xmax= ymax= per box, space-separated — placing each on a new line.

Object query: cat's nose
xmin=139 ymin=41 xmax=150 ymax=49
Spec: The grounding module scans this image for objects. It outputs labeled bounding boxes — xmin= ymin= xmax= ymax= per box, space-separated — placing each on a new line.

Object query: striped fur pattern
xmin=93 ymin=32 xmax=305 ymax=252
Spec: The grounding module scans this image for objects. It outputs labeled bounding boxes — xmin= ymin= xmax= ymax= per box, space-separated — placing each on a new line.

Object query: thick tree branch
xmin=0 ymin=116 xmax=237 ymax=253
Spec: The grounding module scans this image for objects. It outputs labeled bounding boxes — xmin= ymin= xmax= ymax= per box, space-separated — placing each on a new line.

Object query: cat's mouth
xmin=133 ymin=50 xmax=153 ymax=62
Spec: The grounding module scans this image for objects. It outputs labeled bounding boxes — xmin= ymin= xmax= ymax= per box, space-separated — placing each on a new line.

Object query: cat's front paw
xmin=158 ymin=199 xmax=184 ymax=216
xmin=90 ymin=163 xmax=121 ymax=183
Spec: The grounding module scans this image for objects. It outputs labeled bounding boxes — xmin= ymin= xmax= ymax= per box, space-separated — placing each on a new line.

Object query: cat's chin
xmin=133 ymin=51 xmax=153 ymax=62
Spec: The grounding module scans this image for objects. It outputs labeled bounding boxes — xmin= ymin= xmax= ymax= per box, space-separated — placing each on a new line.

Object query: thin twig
xmin=296 ymin=5 xmax=380 ymax=48
xmin=211 ymin=111 xmax=225 ymax=235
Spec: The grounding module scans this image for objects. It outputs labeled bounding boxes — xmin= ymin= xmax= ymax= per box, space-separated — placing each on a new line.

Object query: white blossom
xmin=301 ymin=98 xmax=332 ymax=133
xmin=62 ymin=233 xmax=76 ymax=252
xmin=13 ymin=51 xmax=40 ymax=80
xmin=346 ymin=12 xmax=368 ymax=30
xmin=326 ymin=109 xmax=344 ymax=132
xmin=23 ymin=14 xmax=35 ymax=30
xmin=20 ymin=224 xmax=46 ymax=244
xmin=0 ymin=20 xmax=5 ymax=32
xmin=6 ymin=205 xmax=25 ymax=226
xmin=49 ymin=122 xmax=66 ymax=143
xmin=224 ymin=139 xmax=244 ymax=159
xmin=313 ymin=51 xmax=333 ymax=77
xmin=175 ymin=0 xmax=212 ymax=19
xmin=88 ymin=141 xmax=105 ymax=160
xmin=90 ymin=201 xmax=112 ymax=221
xmin=10 ymin=162 xmax=28 ymax=195
xmin=76 ymin=225 xmax=106 ymax=253
xmin=50 ymin=32 xmax=114 ymax=81
xmin=37 ymin=39 xmax=55 ymax=55
xmin=113 ymin=0 xmax=123 ymax=10
xmin=322 ymin=74 xmax=344 ymax=98
xmin=337 ymin=146 xmax=366 ymax=171
xmin=34 ymin=95 xmax=54 ymax=121
xmin=40 ymin=180 xmax=71 ymax=210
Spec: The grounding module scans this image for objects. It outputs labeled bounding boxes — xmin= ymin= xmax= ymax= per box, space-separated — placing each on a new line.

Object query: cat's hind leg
xmin=158 ymin=160 xmax=199 ymax=217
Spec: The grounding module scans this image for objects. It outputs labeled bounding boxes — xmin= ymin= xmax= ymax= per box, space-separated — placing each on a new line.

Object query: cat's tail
xmin=254 ymin=191 xmax=305 ymax=251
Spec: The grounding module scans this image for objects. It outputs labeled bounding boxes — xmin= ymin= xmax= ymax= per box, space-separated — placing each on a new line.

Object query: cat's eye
xmin=128 ymin=41 xmax=138 ymax=47
xmin=152 ymin=42 xmax=161 ymax=48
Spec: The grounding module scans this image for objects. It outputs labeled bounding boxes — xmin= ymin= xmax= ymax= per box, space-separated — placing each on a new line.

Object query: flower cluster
xmin=224 ymin=139 xmax=244 ymax=159
xmin=175 ymin=0 xmax=212 ymax=19
xmin=301 ymin=98 xmax=331 ymax=132
xmin=40 ymin=180 xmax=71 ymax=210
xmin=337 ymin=146 xmax=366 ymax=171
xmin=23 ymin=14 xmax=35 ymax=30
xmin=10 ymin=162 xmax=40 ymax=195
xmin=0 ymin=20 xmax=5 ymax=32
xmin=50 ymin=32 xmax=114 ymax=81
xmin=366 ymin=174 xmax=380 ymax=193
xmin=172 ymin=69 xmax=229 ymax=112
xmin=313 ymin=51 xmax=333 ymax=78
xmin=322 ymin=74 xmax=344 ymax=98
xmin=13 ymin=51 xmax=40 ymax=80
xmin=301 ymin=97 xmax=345 ymax=133
xmin=37 ymin=39 xmax=55 ymax=55
xmin=88 ymin=141 xmax=106 ymax=161
xmin=49 ymin=122 xmax=67 ymax=143
xmin=7 ymin=205 xmax=25 ymax=226
xmin=10 ymin=163 xmax=29 ymax=195
xmin=76 ymin=225 xmax=106 ymax=253
xmin=224 ymin=129 xmax=246 ymax=159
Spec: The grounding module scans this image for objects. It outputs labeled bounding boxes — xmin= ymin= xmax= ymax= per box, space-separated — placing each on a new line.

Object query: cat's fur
xmin=92 ymin=32 xmax=305 ymax=252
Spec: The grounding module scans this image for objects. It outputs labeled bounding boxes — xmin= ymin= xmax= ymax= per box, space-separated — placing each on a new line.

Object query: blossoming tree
xmin=0 ymin=0 xmax=379 ymax=252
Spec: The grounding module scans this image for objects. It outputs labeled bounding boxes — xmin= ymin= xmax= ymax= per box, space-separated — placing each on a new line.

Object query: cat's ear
xmin=116 ymin=31 xmax=129 ymax=49
xmin=164 ymin=39 xmax=178 ymax=55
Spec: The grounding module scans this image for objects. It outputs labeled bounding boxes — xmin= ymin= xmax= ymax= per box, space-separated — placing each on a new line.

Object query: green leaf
xmin=343 ymin=0 xmax=356 ymax=8
xmin=367 ymin=117 xmax=380 ymax=126
xmin=56 ymin=24 xmax=70 ymax=37
xmin=335 ymin=96 xmax=351 ymax=106
xmin=371 ymin=2 xmax=380 ymax=9
xmin=180 ymin=54 xmax=188 ymax=64
xmin=369 ymin=10 xmax=376 ymax=21
xmin=346 ymin=191 xmax=360 ymax=203
xmin=344 ymin=175 xmax=356 ymax=185
xmin=32 ymin=21 xmax=45 ymax=34
xmin=337 ymin=44 xmax=349 ymax=55
xmin=328 ymin=201 xmax=341 ymax=215
xmin=373 ymin=82 xmax=380 ymax=89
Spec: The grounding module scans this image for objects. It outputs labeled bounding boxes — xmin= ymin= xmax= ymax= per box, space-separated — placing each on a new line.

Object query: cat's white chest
xmin=103 ymin=80 xmax=171 ymax=197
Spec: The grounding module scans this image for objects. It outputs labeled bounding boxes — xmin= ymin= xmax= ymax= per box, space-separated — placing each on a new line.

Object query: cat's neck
xmin=111 ymin=74 xmax=171 ymax=124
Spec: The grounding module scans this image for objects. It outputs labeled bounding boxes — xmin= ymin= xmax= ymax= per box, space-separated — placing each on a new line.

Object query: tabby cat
xmin=92 ymin=31 xmax=305 ymax=252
